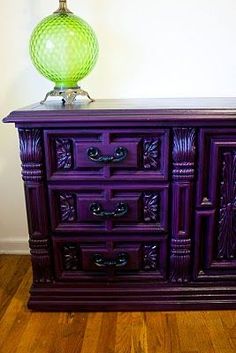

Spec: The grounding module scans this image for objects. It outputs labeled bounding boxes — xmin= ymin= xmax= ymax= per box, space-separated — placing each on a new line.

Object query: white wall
xmin=1 ymin=0 xmax=236 ymax=253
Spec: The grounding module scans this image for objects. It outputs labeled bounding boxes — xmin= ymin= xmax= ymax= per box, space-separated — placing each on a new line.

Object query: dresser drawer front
xmin=52 ymin=236 xmax=167 ymax=281
xmin=44 ymin=129 xmax=169 ymax=180
xmin=48 ymin=183 xmax=169 ymax=233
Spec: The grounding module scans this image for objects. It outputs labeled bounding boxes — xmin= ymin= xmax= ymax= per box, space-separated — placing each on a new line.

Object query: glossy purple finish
xmin=3 ymin=98 xmax=236 ymax=311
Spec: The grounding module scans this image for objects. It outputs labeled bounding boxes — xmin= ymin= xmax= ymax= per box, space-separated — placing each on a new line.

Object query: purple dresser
xmin=3 ymin=98 xmax=236 ymax=311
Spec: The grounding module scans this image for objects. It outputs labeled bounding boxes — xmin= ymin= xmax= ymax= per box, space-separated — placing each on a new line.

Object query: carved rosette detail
xmin=60 ymin=193 xmax=76 ymax=222
xmin=218 ymin=151 xmax=236 ymax=259
xmin=143 ymin=193 xmax=159 ymax=223
xmin=63 ymin=245 xmax=80 ymax=271
xmin=143 ymin=138 xmax=159 ymax=169
xmin=143 ymin=244 xmax=158 ymax=270
xmin=172 ymin=128 xmax=196 ymax=180
xmin=18 ymin=129 xmax=43 ymax=181
xmin=29 ymin=239 xmax=53 ymax=283
xmin=55 ymin=138 xmax=73 ymax=169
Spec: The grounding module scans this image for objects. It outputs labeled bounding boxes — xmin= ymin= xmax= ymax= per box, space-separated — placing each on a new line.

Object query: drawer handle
xmin=90 ymin=202 xmax=128 ymax=219
xmin=87 ymin=146 xmax=128 ymax=163
xmin=93 ymin=253 xmax=129 ymax=268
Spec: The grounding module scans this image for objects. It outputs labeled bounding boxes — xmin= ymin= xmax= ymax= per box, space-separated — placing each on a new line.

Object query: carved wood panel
xmin=55 ymin=138 xmax=73 ymax=170
xmin=197 ymin=128 xmax=236 ymax=207
xmin=143 ymin=193 xmax=159 ymax=223
xmin=143 ymin=244 xmax=158 ymax=270
xmin=59 ymin=193 xmax=76 ymax=222
xmin=194 ymin=132 xmax=236 ymax=280
xmin=193 ymin=210 xmax=236 ymax=281
xmin=218 ymin=151 xmax=236 ymax=260
xmin=63 ymin=245 xmax=80 ymax=271
xmin=19 ymin=128 xmax=43 ymax=182
xmin=143 ymin=138 xmax=159 ymax=169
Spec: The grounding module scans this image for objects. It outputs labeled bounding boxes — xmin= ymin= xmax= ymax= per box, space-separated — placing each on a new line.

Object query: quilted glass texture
xmin=30 ymin=13 xmax=99 ymax=89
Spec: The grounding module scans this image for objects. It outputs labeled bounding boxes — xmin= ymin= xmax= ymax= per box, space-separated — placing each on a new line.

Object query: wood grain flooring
xmin=0 ymin=255 xmax=235 ymax=353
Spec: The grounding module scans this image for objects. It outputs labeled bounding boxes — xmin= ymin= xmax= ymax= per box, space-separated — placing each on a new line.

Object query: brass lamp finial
xmin=54 ymin=0 xmax=72 ymax=14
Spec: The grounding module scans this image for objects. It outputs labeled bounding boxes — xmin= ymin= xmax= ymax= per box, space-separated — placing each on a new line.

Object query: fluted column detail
xmin=19 ymin=129 xmax=53 ymax=283
xmin=170 ymin=128 xmax=196 ymax=283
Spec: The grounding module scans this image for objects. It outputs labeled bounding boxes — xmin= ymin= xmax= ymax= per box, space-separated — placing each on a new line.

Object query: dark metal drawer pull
xmin=87 ymin=146 xmax=128 ymax=163
xmin=90 ymin=202 xmax=128 ymax=219
xmin=93 ymin=253 xmax=129 ymax=268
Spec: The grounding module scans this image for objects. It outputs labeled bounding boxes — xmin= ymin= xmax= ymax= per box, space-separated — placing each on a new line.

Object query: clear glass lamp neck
xmin=54 ymin=0 xmax=72 ymax=14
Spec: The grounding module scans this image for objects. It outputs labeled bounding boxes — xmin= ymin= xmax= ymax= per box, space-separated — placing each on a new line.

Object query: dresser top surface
xmin=4 ymin=98 xmax=236 ymax=125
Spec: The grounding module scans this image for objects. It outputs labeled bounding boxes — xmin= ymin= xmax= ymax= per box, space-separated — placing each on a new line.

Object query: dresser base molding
xmin=28 ymin=284 xmax=236 ymax=311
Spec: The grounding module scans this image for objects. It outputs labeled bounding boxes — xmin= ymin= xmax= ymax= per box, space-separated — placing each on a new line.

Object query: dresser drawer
xmin=48 ymin=182 xmax=169 ymax=234
xmin=44 ymin=129 xmax=169 ymax=180
xmin=52 ymin=236 xmax=167 ymax=281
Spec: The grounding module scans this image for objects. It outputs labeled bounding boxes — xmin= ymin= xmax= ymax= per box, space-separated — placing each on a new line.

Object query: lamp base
xmin=40 ymin=87 xmax=95 ymax=105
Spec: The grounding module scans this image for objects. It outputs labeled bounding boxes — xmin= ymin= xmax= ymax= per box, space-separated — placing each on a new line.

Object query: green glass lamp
xmin=30 ymin=0 xmax=99 ymax=104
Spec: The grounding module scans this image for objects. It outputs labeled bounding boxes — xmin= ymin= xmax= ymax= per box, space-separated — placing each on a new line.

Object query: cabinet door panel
xmin=194 ymin=129 xmax=236 ymax=280
xmin=194 ymin=210 xmax=236 ymax=280
xmin=197 ymin=129 xmax=236 ymax=207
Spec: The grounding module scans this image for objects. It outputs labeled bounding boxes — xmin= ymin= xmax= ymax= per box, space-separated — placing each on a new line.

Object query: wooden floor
xmin=0 ymin=255 xmax=236 ymax=353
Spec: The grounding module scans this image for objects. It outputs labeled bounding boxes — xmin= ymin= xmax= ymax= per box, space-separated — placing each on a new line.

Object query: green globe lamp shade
xmin=30 ymin=0 xmax=99 ymax=104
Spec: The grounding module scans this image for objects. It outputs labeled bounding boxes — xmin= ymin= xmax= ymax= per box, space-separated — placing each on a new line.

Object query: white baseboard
xmin=0 ymin=239 xmax=30 ymax=254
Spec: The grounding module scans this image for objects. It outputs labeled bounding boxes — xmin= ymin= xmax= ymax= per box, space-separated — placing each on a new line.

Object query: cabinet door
xmin=194 ymin=129 xmax=236 ymax=280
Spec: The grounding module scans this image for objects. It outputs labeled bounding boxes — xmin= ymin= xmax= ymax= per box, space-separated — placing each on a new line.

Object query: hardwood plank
xmin=219 ymin=310 xmax=236 ymax=340
xmin=130 ymin=312 xmax=148 ymax=353
xmin=164 ymin=313 xmax=181 ymax=353
xmin=145 ymin=312 xmax=173 ymax=353
xmin=176 ymin=312 xmax=215 ymax=353
xmin=52 ymin=312 xmax=89 ymax=353
xmin=0 ymin=265 xmax=32 ymax=353
xmin=115 ymin=313 xmax=132 ymax=353
xmin=0 ymin=255 xmax=30 ymax=320
xmin=202 ymin=311 xmax=235 ymax=353
xmin=96 ymin=312 xmax=117 ymax=353
xmin=0 ymin=255 xmax=236 ymax=353
xmin=80 ymin=313 xmax=103 ymax=353
xmin=14 ymin=313 xmax=56 ymax=353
